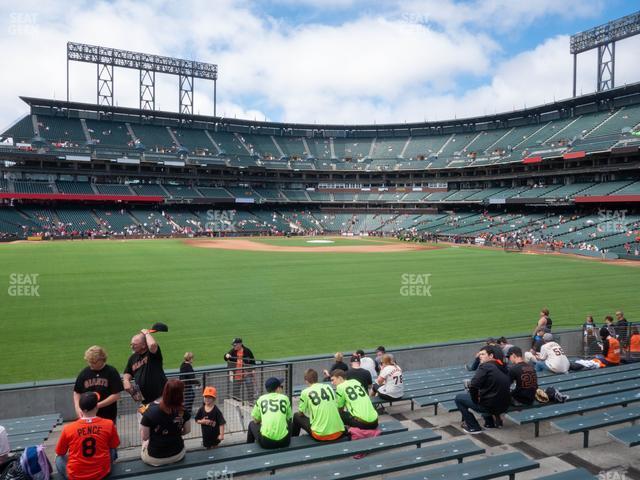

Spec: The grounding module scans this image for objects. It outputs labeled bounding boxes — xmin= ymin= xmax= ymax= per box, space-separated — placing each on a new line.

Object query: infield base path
xmin=184 ymin=238 xmax=439 ymax=253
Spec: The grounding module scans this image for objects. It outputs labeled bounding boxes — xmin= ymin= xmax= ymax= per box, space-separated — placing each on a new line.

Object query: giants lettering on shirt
xmin=84 ymin=377 xmax=109 ymax=389
xmin=131 ymin=355 xmax=149 ymax=373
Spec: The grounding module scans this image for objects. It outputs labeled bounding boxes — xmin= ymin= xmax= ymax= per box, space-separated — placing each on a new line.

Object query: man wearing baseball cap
xmin=224 ymin=338 xmax=256 ymax=402
xmin=247 ymin=377 xmax=292 ymax=448
xmin=195 ymin=387 xmax=226 ymax=448
xmin=55 ymin=392 xmax=120 ymax=480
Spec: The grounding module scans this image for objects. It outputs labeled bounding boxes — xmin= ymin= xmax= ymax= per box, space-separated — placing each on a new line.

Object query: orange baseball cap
xmin=203 ymin=386 xmax=217 ymax=398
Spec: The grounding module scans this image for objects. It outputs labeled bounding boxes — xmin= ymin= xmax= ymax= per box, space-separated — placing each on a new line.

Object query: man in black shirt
xmin=507 ymin=346 xmax=538 ymax=406
xmin=73 ymin=345 xmax=124 ymax=421
xmin=345 ymin=355 xmax=373 ymax=393
xmin=124 ymin=329 xmax=167 ymax=406
xmin=454 ymin=346 xmax=511 ymax=434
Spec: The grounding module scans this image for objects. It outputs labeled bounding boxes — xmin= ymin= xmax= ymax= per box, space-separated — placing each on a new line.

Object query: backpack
xmin=19 ymin=446 xmax=51 ymax=480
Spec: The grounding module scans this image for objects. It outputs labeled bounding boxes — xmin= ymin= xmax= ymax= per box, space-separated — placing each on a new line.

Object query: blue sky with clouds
xmin=1 ymin=0 xmax=640 ymax=129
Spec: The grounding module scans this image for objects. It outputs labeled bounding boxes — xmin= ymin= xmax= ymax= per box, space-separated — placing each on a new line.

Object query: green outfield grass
xmin=0 ymin=238 xmax=638 ymax=383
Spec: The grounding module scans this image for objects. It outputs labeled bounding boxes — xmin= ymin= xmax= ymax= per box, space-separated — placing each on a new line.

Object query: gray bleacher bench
xmin=109 ymin=419 xmax=409 ymax=478
xmin=537 ymin=468 xmax=596 ymax=479
xmin=120 ymin=429 xmax=445 ymax=480
xmin=387 ymin=451 xmax=539 ymax=480
xmin=551 ymin=405 xmax=640 ymax=447
xmin=0 ymin=414 xmax=62 ymax=429
xmin=507 ymin=389 xmax=640 ymax=437
xmin=607 ymin=424 xmax=640 ymax=447
xmin=271 ymin=439 xmax=485 ymax=480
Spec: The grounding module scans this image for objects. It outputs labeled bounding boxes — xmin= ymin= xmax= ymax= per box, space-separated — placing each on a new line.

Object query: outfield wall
xmin=0 ymin=329 xmax=583 ymax=421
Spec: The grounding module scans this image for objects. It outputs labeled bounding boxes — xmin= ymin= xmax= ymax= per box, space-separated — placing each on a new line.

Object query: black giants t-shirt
xmin=346 ymin=367 xmax=372 ymax=391
xmin=509 ymin=362 xmax=538 ymax=405
xmin=195 ymin=405 xmax=226 ymax=447
xmin=141 ymin=403 xmax=191 ymax=458
xmin=73 ymin=365 xmax=124 ymax=421
xmin=124 ymin=347 xmax=167 ymax=404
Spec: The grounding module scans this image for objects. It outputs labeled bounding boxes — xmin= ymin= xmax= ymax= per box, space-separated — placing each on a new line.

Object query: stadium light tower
xmin=570 ymin=11 xmax=640 ymax=96
xmin=66 ymin=42 xmax=219 ymax=116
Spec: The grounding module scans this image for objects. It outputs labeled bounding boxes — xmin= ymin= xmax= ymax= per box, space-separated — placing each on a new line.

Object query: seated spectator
xmin=195 ymin=387 xmax=225 ymax=449
xmin=525 ymin=333 xmax=570 ymax=373
xmin=595 ymin=328 xmax=621 ymax=367
xmin=373 ymin=354 xmax=404 ymax=401
xmin=292 ymin=369 xmax=345 ymax=442
xmin=507 ymin=347 xmax=538 ymax=406
xmin=322 ymin=352 xmax=348 ymax=381
xmin=55 ymin=392 xmax=120 ymax=480
xmin=531 ymin=329 xmax=545 ymax=352
xmin=355 ymin=349 xmax=378 ymax=383
xmin=0 ymin=425 xmax=9 ymax=465
xmin=374 ymin=346 xmax=386 ymax=373
xmin=140 ymin=379 xmax=191 ymax=466
xmin=497 ymin=337 xmax=514 ymax=357
xmin=467 ymin=338 xmax=497 ymax=371
xmin=331 ymin=369 xmax=378 ymax=430
xmin=454 ymin=346 xmax=511 ymax=434
xmin=346 ymin=355 xmax=373 ymax=392
xmin=247 ymin=378 xmax=292 ymax=449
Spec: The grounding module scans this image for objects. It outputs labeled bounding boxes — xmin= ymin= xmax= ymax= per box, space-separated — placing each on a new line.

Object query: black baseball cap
xmin=350 ymin=355 xmax=361 ymax=363
xmin=79 ymin=392 xmax=100 ymax=411
xmin=265 ymin=377 xmax=283 ymax=392
xmin=232 ymin=337 xmax=243 ymax=345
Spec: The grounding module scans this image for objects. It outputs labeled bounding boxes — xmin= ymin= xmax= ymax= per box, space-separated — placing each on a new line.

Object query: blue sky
xmin=1 ymin=0 xmax=640 ymax=129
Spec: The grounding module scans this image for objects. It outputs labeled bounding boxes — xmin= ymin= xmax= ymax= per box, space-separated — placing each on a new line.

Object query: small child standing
xmin=195 ymin=387 xmax=226 ymax=448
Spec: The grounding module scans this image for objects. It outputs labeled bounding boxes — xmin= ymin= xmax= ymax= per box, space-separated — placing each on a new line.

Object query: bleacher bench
xmin=507 ymin=389 xmax=640 ymax=437
xmin=607 ymin=424 xmax=640 ymax=447
xmin=537 ymin=468 xmax=596 ymax=479
xmin=122 ymin=428 xmax=446 ymax=480
xmin=389 ymin=451 xmax=539 ymax=480
xmin=551 ymin=406 xmax=640 ymax=447
xmin=110 ymin=419 xmax=409 ymax=478
xmin=271 ymin=439 xmax=484 ymax=480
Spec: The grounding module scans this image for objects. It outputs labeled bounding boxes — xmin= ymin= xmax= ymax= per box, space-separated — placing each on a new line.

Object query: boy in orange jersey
xmin=55 ymin=392 xmax=120 ymax=480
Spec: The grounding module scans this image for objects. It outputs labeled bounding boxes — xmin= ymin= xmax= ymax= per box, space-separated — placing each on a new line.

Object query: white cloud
xmin=0 ymin=0 xmax=638 ymax=132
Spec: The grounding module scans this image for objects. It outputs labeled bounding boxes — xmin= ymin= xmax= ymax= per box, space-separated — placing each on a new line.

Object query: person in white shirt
xmin=355 ymin=350 xmax=377 ymax=384
xmin=373 ymin=354 xmax=404 ymax=400
xmin=524 ymin=333 xmax=570 ymax=373
xmin=0 ymin=425 xmax=11 ymax=464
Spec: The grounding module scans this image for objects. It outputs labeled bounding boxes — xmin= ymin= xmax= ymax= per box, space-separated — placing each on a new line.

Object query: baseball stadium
xmin=1 ymin=3 xmax=640 ymax=479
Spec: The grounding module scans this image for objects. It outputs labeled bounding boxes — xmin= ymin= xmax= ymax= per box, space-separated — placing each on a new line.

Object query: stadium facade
xmin=0 ymin=83 xmax=639 ymax=258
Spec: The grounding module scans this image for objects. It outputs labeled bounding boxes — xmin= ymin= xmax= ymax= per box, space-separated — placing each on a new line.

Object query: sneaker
xmin=461 ymin=422 xmax=482 ymax=434
xmin=494 ymin=415 xmax=503 ymax=428
xmin=483 ymin=419 xmax=498 ymax=429
xmin=554 ymin=392 xmax=569 ymax=403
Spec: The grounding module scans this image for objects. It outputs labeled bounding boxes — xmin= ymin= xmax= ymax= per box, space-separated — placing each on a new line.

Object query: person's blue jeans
xmin=56 ymin=449 xmax=117 ymax=479
xmin=454 ymin=392 xmax=491 ymax=430
xmin=535 ymin=361 xmax=549 ymax=372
